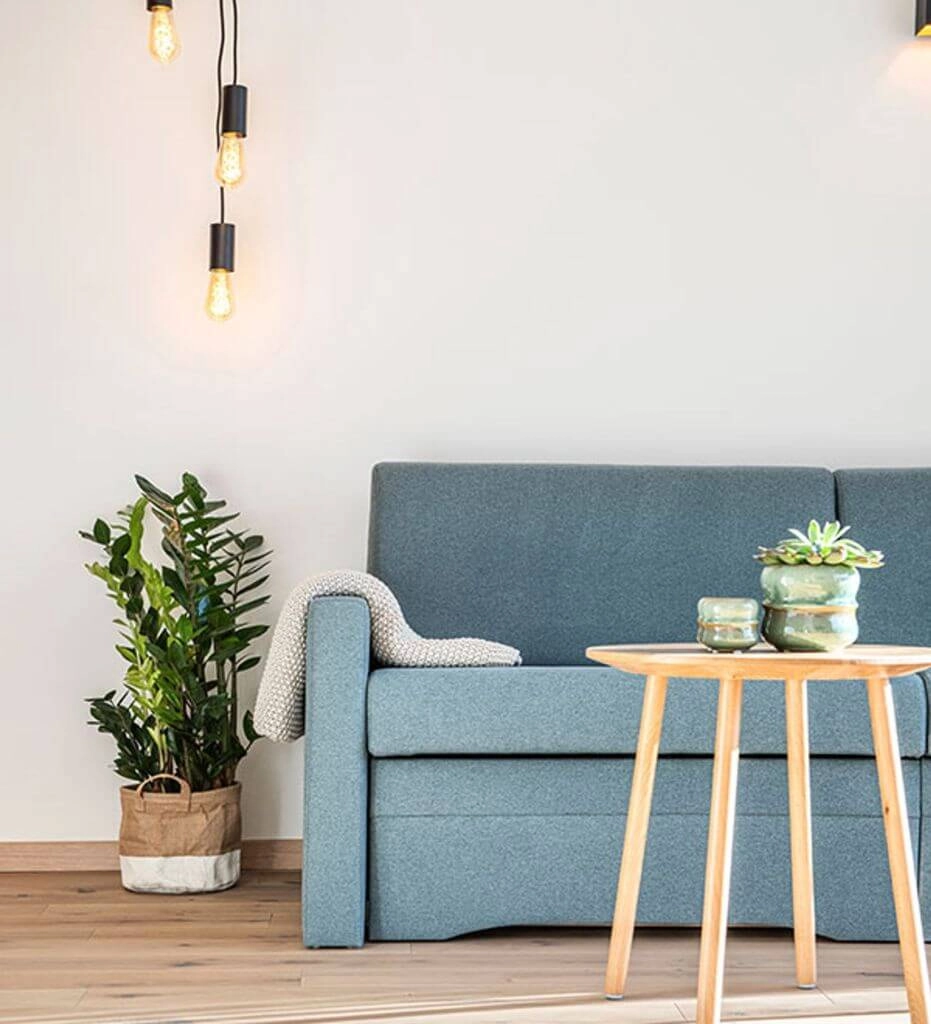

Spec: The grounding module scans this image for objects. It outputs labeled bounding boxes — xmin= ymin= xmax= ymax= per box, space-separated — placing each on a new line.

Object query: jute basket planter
xmin=119 ymin=774 xmax=242 ymax=894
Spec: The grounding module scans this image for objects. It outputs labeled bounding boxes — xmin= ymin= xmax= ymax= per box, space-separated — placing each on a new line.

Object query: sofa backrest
xmin=367 ymin=463 xmax=835 ymax=665
xmin=835 ymin=469 xmax=931 ymax=646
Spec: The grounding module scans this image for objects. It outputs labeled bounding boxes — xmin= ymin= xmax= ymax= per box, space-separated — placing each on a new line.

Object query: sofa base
xmin=367 ymin=756 xmax=918 ymax=943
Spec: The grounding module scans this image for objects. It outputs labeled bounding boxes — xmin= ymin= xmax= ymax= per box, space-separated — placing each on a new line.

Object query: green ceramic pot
xmin=696 ymin=597 xmax=760 ymax=652
xmin=760 ymin=564 xmax=860 ymax=652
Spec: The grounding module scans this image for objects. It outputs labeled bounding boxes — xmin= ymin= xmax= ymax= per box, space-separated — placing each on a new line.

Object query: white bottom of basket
xmin=120 ymin=849 xmax=241 ymax=894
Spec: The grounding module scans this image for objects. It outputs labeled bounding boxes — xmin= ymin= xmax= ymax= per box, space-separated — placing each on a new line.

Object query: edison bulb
xmin=205 ymin=270 xmax=234 ymax=321
xmin=148 ymin=6 xmax=180 ymax=64
xmin=215 ymin=134 xmax=245 ymax=188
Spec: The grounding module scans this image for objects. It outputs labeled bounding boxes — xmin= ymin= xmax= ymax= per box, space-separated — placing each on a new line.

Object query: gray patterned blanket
xmin=253 ymin=570 xmax=522 ymax=741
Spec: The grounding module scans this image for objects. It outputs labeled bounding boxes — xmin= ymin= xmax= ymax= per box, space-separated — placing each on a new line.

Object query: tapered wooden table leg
xmin=696 ymin=676 xmax=743 ymax=1024
xmin=785 ymin=677 xmax=816 ymax=989
xmin=604 ymin=674 xmax=668 ymax=999
xmin=867 ymin=674 xmax=931 ymax=1024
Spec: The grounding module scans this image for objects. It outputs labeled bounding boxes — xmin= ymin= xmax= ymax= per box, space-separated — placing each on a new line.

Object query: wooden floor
xmin=0 ymin=870 xmax=920 ymax=1024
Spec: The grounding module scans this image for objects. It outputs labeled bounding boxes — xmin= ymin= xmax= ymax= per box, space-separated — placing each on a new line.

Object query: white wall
xmin=3 ymin=0 xmax=931 ymax=841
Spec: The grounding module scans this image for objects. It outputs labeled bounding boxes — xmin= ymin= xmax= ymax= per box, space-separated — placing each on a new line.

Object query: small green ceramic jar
xmin=697 ymin=597 xmax=760 ymax=652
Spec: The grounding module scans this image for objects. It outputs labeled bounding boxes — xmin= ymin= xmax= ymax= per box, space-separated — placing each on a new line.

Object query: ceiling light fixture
xmin=206 ymin=0 xmax=248 ymax=320
xmin=917 ymin=0 xmax=931 ymax=36
xmin=139 ymin=0 xmax=252 ymax=320
xmin=206 ymin=223 xmax=236 ymax=321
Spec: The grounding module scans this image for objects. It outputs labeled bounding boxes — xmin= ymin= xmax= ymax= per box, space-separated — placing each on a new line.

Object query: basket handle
xmin=135 ymin=774 xmax=192 ymax=811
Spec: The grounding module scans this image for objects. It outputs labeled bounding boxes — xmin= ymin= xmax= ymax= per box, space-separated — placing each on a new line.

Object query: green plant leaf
xmin=111 ymin=533 xmax=131 ymax=558
xmin=162 ymin=567 xmax=188 ymax=604
xmin=235 ymin=575 xmax=269 ymax=598
xmin=135 ymin=475 xmax=175 ymax=509
xmin=757 ymin=520 xmax=883 ymax=573
xmin=243 ymin=710 xmax=261 ymax=744
xmin=231 ymin=596 xmax=271 ymax=618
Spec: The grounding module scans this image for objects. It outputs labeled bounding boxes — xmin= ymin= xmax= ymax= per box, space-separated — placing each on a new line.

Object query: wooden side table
xmin=586 ymin=643 xmax=931 ymax=1024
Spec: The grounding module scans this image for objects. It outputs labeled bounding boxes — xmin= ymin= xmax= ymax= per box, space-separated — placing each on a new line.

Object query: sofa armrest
xmin=302 ymin=596 xmax=371 ymax=948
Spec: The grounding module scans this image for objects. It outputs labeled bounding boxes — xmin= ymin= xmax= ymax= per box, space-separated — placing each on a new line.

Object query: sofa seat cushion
xmin=366 ymin=666 xmax=927 ymax=757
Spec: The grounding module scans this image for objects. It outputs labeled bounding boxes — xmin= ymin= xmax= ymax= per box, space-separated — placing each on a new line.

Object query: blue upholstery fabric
xmin=370 ymin=814 xmax=904 ymax=941
xmin=371 ymin=756 xmax=916 ymax=818
xmin=302 ymin=598 xmax=371 ymax=948
xmin=920 ymin=761 xmax=931 ymax=910
xmin=368 ymin=464 xmax=835 ymax=665
xmin=835 ymin=469 xmax=931 ymax=646
xmin=369 ymin=757 xmax=918 ymax=941
xmin=367 ymin=666 xmax=927 ymax=757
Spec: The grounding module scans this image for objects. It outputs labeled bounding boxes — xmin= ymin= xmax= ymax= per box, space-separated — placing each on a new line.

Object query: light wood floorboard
xmin=0 ymin=870 xmax=924 ymax=1024
xmin=0 ymin=839 xmax=302 ymax=872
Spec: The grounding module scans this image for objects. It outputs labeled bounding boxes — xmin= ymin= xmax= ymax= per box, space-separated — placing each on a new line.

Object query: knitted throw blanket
xmin=253 ymin=570 xmax=522 ymax=742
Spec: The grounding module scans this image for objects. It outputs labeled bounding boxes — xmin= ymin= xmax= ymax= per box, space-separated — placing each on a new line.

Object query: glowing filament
xmin=148 ymin=6 xmax=180 ymax=64
xmin=215 ymin=134 xmax=245 ymax=188
xmin=205 ymin=269 xmax=234 ymax=321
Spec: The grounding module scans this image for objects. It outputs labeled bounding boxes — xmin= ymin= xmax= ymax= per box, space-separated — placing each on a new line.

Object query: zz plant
xmin=82 ymin=473 xmax=270 ymax=791
xmin=755 ymin=519 xmax=884 ymax=569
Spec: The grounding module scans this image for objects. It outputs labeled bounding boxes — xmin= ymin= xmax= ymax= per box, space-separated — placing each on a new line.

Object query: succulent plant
xmin=755 ymin=520 xmax=884 ymax=569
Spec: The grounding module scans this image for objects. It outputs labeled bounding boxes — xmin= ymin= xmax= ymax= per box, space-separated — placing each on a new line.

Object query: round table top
xmin=585 ymin=643 xmax=931 ymax=680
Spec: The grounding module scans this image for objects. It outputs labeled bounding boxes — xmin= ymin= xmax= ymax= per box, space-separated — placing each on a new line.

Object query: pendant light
xmin=146 ymin=0 xmax=181 ymax=64
xmin=216 ymin=85 xmax=248 ymax=188
xmin=206 ymin=0 xmax=247 ymax=321
xmin=919 ymin=0 xmax=931 ymax=36
xmin=206 ymin=223 xmax=236 ymax=321
xmin=138 ymin=0 xmax=252 ymax=320
xmin=215 ymin=0 xmax=249 ymax=190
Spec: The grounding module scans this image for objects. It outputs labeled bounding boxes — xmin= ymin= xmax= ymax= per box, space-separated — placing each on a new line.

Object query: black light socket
xmin=918 ymin=0 xmax=931 ymax=35
xmin=221 ymin=85 xmax=248 ymax=138
xmin=209 ymin=223 xmax=236 ymax=272
xmin=147 ymin=0 xmax=172 ymax=9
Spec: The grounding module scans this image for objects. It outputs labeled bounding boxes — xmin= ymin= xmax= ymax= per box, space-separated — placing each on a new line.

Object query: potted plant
xmin=81 ymin=473 xmax=270 ymax=893
xmin=755 ymin=520 xmax=883 ymax=652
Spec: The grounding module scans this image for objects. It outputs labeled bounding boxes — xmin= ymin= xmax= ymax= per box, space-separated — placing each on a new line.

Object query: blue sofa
xmin=302 ymin=463 xmax=931 ymax=947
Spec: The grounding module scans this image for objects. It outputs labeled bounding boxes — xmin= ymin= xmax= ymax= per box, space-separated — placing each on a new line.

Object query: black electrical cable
xmin=232 ymin=0 xmax=239 ymax=85
xmin=217 ymin=0 xmax=226 ymax=222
